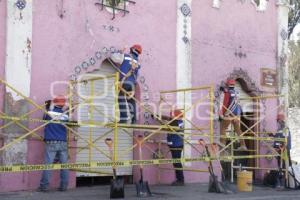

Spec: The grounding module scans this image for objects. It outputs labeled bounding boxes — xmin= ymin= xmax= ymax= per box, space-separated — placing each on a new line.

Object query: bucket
xmin=237 ymin=170 xmax=253 ymax=192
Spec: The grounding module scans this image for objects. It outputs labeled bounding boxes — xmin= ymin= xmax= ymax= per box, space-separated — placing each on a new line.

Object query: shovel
xmin=105 ymin=138 xmax=125 ymax=199
xmin=135 ymin=135 xmax=152 ymax=197
xmin=211 ymin=143 xmax=236 ymax=194
xmin=198 ymin=139 xmax=226 ymax=194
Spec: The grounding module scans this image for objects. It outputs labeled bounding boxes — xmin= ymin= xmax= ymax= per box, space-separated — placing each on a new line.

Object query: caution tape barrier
xmin=0 ymin=154 xmax=277 ymax=173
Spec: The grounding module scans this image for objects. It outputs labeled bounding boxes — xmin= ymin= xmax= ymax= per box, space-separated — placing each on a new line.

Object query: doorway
xmin=75 ymin=59 xmax=134 ymax=184
xmin=222 ymin=80 xmax=258 ymax=181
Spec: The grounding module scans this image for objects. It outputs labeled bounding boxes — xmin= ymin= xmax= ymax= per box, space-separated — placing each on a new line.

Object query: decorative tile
xmin=139 ymin=76 xmax=145 ymax=84
xmin=280 ymin=29 xmax=288 ymax=40
xmin=182 ymin=36 xmax=189 ymax=44
xmin=15 ymin=0 xmax=26 ymax=10
xmin=180 ymin=3 xmax=191 ymax=17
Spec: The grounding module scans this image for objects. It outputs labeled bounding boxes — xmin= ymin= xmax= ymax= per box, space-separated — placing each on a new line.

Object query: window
xmin=95 ymin=0 xmax=136 ymax=19
xmin=252 ymin=0 xmax=268 ymax=11
xmin=106 ymin=0 xmax=124 ymax=8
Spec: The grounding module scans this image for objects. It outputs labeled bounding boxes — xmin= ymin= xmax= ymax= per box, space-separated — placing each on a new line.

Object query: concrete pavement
xmin=1 ymin=184 xmax=300 ymax=200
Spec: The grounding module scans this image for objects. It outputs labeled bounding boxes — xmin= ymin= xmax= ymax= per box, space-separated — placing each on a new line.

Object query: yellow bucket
xmin=237 ymin=170 xmax=253 ymax=192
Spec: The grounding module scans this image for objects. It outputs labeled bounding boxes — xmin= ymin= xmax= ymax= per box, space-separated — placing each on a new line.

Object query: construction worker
xmin=219 ymin=79 xmax=247 ymax=151
xmin=110 ymin=44 xmax=142 ymax=124
xmin=152 ymin=109 xmax=185 ymax=186
xmin=37 ymin=95 xmax=69 ymax=192
xmin=273 ymin=114 xmax=292 ymax=189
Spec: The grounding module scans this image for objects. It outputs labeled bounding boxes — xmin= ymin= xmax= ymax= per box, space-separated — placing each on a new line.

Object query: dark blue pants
xmin=118 ymin=82 xmax=136 ymax=123
xmin=170 ymin=148 xmax=184 ymax=182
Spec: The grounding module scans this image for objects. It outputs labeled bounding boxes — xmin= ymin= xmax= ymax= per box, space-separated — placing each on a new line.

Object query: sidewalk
xmin=1 ymin=184 xmax=300 ymax=200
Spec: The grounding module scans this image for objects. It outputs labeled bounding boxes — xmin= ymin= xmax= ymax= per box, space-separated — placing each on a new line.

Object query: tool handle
xmin=136 ymin=135 xmax=143 ymax=166
xmin=105 ymin=138 xmax=114 ymax=159
xmin=105 ymin=138 xmax=116 ymax=178
xmin=113 ymin=168 xmax=117 ymax=179
xmin=211 ymin=143 xmax=226 ymax=181
xmin=136 ymin=135 xmax=144 ymax=182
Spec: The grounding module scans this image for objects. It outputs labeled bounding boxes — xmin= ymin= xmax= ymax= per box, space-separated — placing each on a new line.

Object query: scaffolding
xmin=0 ymin=74 xmax=290 ymax=185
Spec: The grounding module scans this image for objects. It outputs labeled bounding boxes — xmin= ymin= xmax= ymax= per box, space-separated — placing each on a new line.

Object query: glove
xmin=219 ymin=115 xmax=224 ymax=121
xmin=219 ymin=86 xmax=225 ymax=92
xmin=45 ymin=100 xmax=51 ymax=111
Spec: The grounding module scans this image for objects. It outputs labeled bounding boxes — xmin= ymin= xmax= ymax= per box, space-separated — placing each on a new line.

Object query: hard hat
xmin=277 ymin=113 xmax=285 ymax=121
xmin=53 ymin=95 xmax=66 ymax=107
xmin=130 ymin=44 xmax=142 ymax=55
xmin=226 ymin=79 xmax=236 ymax=86
xmin=170 ymin=109 xmax=183 ymax=119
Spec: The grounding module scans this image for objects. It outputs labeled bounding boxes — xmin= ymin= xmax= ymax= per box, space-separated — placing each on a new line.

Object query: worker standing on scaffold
xmin=153 ymin=109 xmax=185 ymax=186
xmin=219 ymin=79 xmax=247 ymax=151
xmin=110 ymin=44 xmax=142 ymax=124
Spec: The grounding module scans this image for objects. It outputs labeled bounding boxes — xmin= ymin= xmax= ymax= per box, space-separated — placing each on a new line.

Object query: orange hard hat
xmin=277 ymin=114 xmax=285 ymax=121
xmin=170 ymin=109 xmax=183 ymax=119
xmin=53 ymin=95 xmax=66 ymax=107
xmin=226 ymin=79 xmax=236 ymax=86
xmin=130 ymin=44 xmax=142 ymax=54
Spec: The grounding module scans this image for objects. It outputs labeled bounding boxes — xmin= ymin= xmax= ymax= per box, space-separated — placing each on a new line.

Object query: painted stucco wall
xmin=190 ymin=0 xmax=279 ymax=182
xmin=192 ymin=0 xmax=277 ymax=94
xmin=0 ymin=0 xmax=283 ymax=192
xmin=27 ymin=0 xmax=176 ymax=191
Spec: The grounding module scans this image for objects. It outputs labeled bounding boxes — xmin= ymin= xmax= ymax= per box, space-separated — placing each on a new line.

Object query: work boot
xmin=171 ymin=180 xmax=184 ymax=186
xmin=57 ymin=187 xmax=67 ymax=192
xmin=36 ymin=186 xmax=49 ymax=192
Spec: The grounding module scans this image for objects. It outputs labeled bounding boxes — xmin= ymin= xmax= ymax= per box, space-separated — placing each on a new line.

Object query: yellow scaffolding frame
xmin=0 ymin=74 xmax=290 ymax=185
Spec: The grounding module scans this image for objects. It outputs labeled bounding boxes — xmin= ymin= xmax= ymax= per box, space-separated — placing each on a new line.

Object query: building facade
xmin=0 ymin=0 xmax=290 ymax=192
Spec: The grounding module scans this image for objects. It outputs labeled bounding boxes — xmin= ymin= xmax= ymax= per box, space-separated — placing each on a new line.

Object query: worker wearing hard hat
xmin=37 ymin=95 xmax=69 ymax=192
xmin=110 ymin=44 xmax=142 ymax=124
xmin=152 ymin=109 xmax=185 ymax=186
xmin=219 ymin=79 xmax=247 ymax=151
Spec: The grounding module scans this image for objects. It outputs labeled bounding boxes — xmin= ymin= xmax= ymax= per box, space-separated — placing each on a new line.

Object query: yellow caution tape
xmin=0 ymin=154 xmax=280 ymax=173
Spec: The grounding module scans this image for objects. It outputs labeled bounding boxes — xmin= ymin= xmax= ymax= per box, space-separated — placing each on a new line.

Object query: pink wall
xmin=190 ymin=0 xmax=278 ymax=182
xmin=26 ymin=0 xmax=177 ymax=191
xmin=0 ymin=0 xmax=281 ymax=192
xmin=192 ymin=0 xmax=277 ymax=87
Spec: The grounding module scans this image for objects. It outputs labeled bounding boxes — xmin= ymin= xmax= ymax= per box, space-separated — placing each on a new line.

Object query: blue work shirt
xmin=119 ymin=53 xmax=140 ymax=84
xmin=167 ymin=119 xmax=184 ymax=148
xmin=223 ymin=87 xmax=241 ymax=116
xmin=43 ymin=106 xmax=68 ymax=141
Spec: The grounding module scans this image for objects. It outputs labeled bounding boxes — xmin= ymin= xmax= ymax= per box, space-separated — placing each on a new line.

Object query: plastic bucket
xmin=237 ymin=170 xmax=253 ymax=192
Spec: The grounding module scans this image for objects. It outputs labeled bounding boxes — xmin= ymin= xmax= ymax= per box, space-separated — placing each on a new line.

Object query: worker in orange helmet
xmin=38 ymin=95 xmax=70 ymax=192
xmin=219 ymin=79 xmax=247 ymax=151
xmin=152 ymin=109 xmax=185 ymax=186
xmin=110 ymin=44 xmax=142 ymax=124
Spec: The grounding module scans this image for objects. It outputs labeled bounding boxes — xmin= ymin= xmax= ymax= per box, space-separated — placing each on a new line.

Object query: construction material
xmin=237 ymin=170 xmax=253 ymax=192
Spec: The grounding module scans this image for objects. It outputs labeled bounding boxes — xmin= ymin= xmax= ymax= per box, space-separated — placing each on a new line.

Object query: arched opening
xmin=234 ymin=79 xmax=259 ymax=176
xmin=220 ymin=76 xmax=260 ymax=181
xmin=75 ymin=58 xmax=138 ymax=185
